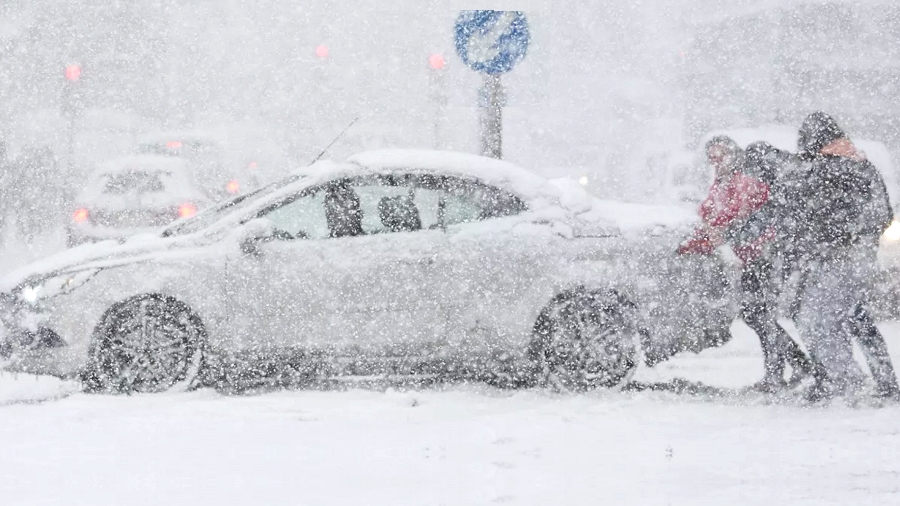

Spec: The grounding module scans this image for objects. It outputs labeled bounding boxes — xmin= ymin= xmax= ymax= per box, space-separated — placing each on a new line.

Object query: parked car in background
xmin=2 ymin=150 xmax=736 ymax=393
xmin=136 ymin=131 xmax=261 ymax=200
xmin=67 ymin=155 xmax=208 ymax=247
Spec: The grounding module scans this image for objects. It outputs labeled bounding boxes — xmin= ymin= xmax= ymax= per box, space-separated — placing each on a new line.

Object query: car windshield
xmin=102 ymin=171 xmax=168 ymax=194
xmin=162 ymin=172 xmax=306 ymax=237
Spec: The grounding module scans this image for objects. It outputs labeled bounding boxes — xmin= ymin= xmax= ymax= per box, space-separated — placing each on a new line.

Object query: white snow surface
xmin=2 ymin=321 xmax=899 ymax=505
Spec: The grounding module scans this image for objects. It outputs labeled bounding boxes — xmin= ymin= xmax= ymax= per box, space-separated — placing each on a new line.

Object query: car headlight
xmin=18 ymin=269 xmax=99 ymax=305
xmin=883 ymin=220 xmax=900 ymax=242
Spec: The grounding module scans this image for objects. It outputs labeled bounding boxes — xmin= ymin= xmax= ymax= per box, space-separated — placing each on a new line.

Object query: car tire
xmin=81 ymin=294 xmax=206 ymax=394
xmin=527 ymin=287 xmax=639 ymax=391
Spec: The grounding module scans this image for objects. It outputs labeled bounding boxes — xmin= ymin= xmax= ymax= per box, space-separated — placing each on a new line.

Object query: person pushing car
xmin=779 ymin=112 xmax=899 ymax=401
xmin=678 ymin=136 xmax=813 ymax=392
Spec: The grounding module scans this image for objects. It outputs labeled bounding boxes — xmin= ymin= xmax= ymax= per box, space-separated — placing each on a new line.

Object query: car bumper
xmin=0 ymin=296 xmax=86 ymax=378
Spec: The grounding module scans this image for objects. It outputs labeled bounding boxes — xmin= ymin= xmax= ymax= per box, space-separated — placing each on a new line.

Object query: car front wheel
xmin=82 ymin=294 xmax=206 ymax=394
xmin=528 ymin=288 xmax=639 ymax=391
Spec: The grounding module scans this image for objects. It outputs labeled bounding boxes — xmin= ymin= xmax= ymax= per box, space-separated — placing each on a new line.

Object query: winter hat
xmin=705 ymin=135 xmax=741 ymax=158
xmin=797 ymin=111 xmax=846 ymax=157
xmin=705 ymin=135 xmax=743 ymax=177
xmin=743 ymin=141 xmax=784 ymax=184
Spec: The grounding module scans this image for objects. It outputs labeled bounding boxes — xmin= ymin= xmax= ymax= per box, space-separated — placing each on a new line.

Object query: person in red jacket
xmin=679 ymin=136 xmax=812 ymax=391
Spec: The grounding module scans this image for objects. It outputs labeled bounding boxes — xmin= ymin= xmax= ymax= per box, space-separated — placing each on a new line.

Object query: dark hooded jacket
xmin=780 ymin=113 xmax=893 ymax=259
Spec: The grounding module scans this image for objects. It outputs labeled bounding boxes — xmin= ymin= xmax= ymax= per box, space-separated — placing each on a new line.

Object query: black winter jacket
xmin=775 ymin=154 xmax=893 ymax=260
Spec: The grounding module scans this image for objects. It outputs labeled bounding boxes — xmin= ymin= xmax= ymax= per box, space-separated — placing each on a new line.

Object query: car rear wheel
xmin=528 ymin=288 xmax=639 ymax=391
xmin=81 ymin=294 xmax=205 ymax=394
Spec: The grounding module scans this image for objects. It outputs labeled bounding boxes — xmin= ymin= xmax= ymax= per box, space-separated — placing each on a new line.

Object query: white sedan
xmin=0 ymin=150 xmax=736 ymax=393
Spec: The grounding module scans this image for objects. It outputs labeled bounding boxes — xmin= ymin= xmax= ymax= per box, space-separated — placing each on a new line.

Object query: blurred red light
xmin=166 ymin=141 xmax=183 ymax=149
xmin=248 ymin=161 xmax=258 ymax=170
xmin=72 ymin=208 xmax=89 ymax=223
xmin=226 ymin=180 xmax=240 ymax=194
xmin=178 ymin=203 xmax=197 ymax=218
xmin=316 ymin=44 xmax=329 ymax=59
xmin=65 ymin=64 xmax=81 ymax=81
xmin=428 ymin=54 xmax=445 ymax=70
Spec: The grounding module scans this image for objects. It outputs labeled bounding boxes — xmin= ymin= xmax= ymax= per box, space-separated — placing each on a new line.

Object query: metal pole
xmin=479 ymin=73 xmax=503 ymax=159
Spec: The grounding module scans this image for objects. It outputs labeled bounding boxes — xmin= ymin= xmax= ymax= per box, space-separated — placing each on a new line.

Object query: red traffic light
xmin=65 ymin=64 xmax=81 ymax=81
xmin=316 ymin=44 xmax=329 ymax=59
xmin=428 ymin=54 xmax=446 ymax=70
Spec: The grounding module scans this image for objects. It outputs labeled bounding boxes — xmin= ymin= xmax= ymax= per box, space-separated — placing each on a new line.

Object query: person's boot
xmin=784 ymin=338 xmax=815 ymax=380
xmin=802 ymin=362 xmax=835 ymax=404
xmin=804 ymin=378 xmax=834 ymax=404
xmin=751 ymin=332 xmax=788 ymax=393
xmin=852 ymin=304 xmax=900 ymax=402
xmin=874 ymin=382 xmax=900 ymax=402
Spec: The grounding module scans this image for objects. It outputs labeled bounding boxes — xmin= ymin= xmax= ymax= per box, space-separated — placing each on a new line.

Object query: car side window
xmin=260 ymin=190 xmax=330 ymax=239
xmin=442 ymin=193 xmax=483 ymax=225
xmin=256 ymin=176 xmax=439 ymax=239
xmin=421 ymin=175 xmax=527 ymax=226
xmin=346 ymin=176 xmax=440 ymax=234
xmin=254 ymin=174 xmax=527 ymax=239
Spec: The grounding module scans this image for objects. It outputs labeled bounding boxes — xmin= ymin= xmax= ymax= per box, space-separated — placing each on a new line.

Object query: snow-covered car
xmin=137 ymin=131 xmax=259 ymax=199
xmin=67 ymin=155 xmax=209 ymax=247
xmin=0 ymin=150 xmax=736 ymax=393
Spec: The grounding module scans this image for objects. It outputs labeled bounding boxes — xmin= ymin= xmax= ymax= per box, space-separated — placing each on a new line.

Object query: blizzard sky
xmin=1 ymin=0 xmax=897 ymax=200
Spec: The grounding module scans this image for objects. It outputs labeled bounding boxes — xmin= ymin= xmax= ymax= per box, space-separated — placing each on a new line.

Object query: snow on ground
xmin=2 ymin=321 xmax=899 ymax=505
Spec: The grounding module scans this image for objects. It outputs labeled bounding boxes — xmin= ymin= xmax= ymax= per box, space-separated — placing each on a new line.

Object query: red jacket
xmin=678 ymin=172 xmax=773 ymax=263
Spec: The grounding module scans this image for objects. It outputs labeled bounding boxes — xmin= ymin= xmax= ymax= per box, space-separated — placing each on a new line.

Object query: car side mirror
xmin=239 ymin=218 xmax=277 ymax=256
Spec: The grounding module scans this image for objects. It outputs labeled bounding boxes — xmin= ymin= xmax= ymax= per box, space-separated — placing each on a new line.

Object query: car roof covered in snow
xmin=344 ymin=149 xmax=574 ymax=206
xmin=136 ymin=131 xmax=224 ymax=145
xmin=92 ymin=154 xmax=190 ymax=176
xmin=347 ymin=149 xmax=545 ymax=186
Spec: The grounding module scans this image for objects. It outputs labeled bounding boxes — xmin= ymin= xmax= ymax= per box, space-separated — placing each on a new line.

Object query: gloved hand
xmin=676 ymin=236 xmax=715 ymax=255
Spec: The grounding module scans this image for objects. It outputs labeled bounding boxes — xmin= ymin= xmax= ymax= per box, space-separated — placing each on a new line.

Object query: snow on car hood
xmin=0 ymin=234 xmax=192 ymax=294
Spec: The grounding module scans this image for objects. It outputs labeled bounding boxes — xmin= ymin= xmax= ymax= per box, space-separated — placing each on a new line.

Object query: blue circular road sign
xmin=455 ymin=11 xmax=530 ymax=75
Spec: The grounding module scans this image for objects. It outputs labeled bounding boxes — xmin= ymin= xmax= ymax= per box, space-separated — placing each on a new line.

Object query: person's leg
xmin=741 ymin=259 xmax=789 ymax=388
xmin=796 ymin=257 xmax=864 ymax=400
xmin=851 ymin=302 xmax=900 ymax=398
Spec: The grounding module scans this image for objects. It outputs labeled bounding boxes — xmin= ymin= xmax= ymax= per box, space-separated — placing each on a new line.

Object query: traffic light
xmin=64 ymin=64 xmax=81 ymax=81
xmin=61 ymin=63 xmax=84 ymax=118
xmin=428 ymin=54 xmax=446 ymax=70
xmin=316 ymin=44 xmax=329 ymax=59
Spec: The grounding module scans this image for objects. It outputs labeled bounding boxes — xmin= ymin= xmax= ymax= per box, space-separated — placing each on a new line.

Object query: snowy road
xmin=2 ymin=321 xmax=899 ymax=505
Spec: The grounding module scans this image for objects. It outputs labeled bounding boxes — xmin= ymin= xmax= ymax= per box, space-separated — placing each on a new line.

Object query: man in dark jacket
xmin=788 ymin=112 xmax=898 ymax=401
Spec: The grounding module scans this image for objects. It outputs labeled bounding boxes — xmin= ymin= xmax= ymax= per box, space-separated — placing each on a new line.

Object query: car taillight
xmin=178 ymin=204 xmax=197 ymax=218
xmin=72 ymin=208 xmax=89 ymax=223
xmin=226 ymin=180 xmax=240 ymax=194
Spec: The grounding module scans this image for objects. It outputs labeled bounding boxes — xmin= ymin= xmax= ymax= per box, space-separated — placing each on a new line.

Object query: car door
xmin=225 ymin=175 xmax=447 ymax=359
xmin=427 ymin=176 xmax=565 ymax=355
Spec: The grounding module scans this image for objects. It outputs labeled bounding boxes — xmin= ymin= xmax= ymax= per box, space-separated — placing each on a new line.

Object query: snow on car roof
xmin=93 ymin=155 xmax=190 ymax=176
xmin=347 ymin=149 xmax=547 ymax=196
xmin=136 ymin=131 xmax=224 ymax=144
xmin=344 ymin=150 xmax=697 ymax=231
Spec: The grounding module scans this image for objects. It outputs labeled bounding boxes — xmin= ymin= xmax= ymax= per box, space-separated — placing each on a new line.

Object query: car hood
xmin=0 ymin=234 xmax=196 ymax=294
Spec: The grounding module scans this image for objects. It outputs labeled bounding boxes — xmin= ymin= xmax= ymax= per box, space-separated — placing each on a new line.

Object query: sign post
xmin=454 ymin=10 xmax=529 ymax=159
